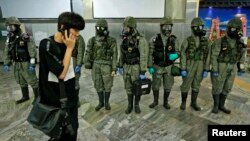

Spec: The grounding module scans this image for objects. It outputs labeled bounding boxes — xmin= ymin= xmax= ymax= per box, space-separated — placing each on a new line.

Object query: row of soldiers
xmin=3 ymin=16 xmax=246 ymax=116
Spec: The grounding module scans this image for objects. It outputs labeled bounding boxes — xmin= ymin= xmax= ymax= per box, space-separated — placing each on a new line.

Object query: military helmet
xmin=191 ymin=17 xmax=204 ymax=27
xmin=227 ymin=18 xmax=242 ymax=29
xmin=123 ymin=16 xmax=137 ymax=28
xmin=95 ymin=19 xmax=108 ymax=28
xmin=5 ymin=16 xmax=21 ymax=26
xmin=160 ymin=16 xmax=173 ymax=25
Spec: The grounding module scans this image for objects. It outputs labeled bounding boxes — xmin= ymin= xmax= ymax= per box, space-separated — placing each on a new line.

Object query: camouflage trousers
xmin=13 ymin=62 xmax=38 ymax=88
xmin=92 ymin=63 xmax=114 ymax=92
xmin=211 ymin=63 xmax=237 ymax=95
xmin=152 ymin=64 xmax=174 ymax=92
xmin=180 ymin=60 xmax=204 ymax=93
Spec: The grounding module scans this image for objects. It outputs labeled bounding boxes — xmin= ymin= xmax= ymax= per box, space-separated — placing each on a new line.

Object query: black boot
xmin=149 ymin=90 xmax=159 ymax=108
xmin=95 ymin=92 xmax=104 ymax=111
xmin=104 ymin=92 xmax=111 ymax=110
xmin=32 ymin=87 xmax=39 ymax=105
xmin=125 ymin=94 xmax=133 ymax=114
xmin=190 ymin=90 xmax=201 ymax=111
xmin=212 ymin=94 xmax=219 ymax=113
xmin=134 ymin=95 xmax=141 ymax=114
xmin=219 ymin=94 xmax=231 ymax=114
xmin=163 ymin=90 xmax=170 ymax=109
xmin=16 ymin=87 xmax=30 ymax=104
xmin=180 ymin=92 xmax=188 ymax=110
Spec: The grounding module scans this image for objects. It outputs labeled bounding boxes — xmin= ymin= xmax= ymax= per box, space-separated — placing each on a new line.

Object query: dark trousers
xmin=52 ymin=106 xmax=78 ymax=141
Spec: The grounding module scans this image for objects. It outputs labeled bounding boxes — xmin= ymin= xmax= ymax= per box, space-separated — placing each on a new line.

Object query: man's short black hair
xmin=57 ymin=12 xmax=85 ymax=31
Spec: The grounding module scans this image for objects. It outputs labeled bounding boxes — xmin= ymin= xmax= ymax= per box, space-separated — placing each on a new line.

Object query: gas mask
xmin=96 ymin=26 xmax=108 ymax=37
xmin=227 ymin=27 xmax=242 ymax=39
xmin=122 ymin=26 xmax=133 ymax=37
xmin=161 ymin=24 xmax=172 ymax=36
xmin=6 ymin=24 xmax=20 ymax=37
xmin=192 ymin=25 xmax=206 ymax=37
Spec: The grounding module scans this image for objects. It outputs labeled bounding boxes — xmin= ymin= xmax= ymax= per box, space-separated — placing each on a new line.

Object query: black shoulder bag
xmin=27 ymin=80 xmax=74 ymax=139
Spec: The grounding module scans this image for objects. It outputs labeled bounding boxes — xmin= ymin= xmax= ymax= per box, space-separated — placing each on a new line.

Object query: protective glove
xmin=118 ymin=67 xmax=123 ymax=75
xmin=203 ymin=70 xmax=208 ymax=78
xmin=148 ymin=67 xmax=155 ymax=75
xmin=169 ymin=53 xmax=179 ymax=61
xmin=74 ymin=65 xmax=81 ymax=73
xmin=3 ymin=65 xmax=10 ymax=72
xmin=28 ymin=64 xmax=36 ymax=72
xmin=139 ymin=73 xmax=146 ymax=80
xmin=212 ymin=71 xmax=219 ymax=77
xmin=237 ymin=71 xmax=244 ymax=77
xmin=181 ymin=69 xmax=187 ymax=77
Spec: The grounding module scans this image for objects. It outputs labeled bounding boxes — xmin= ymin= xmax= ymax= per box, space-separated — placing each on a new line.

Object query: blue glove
xmin=139 ymin=73 xmax=146 ymax=80
xmin=237 ymin=71 xmax=244 ymax=76
xmin=169 ymin=53 xmax=179 ymax=61
xmin=148 ymin=67 xmax=155 ymax=75
xmin=3 ymin=65 xmax=10 ymax=72
xmin=74 ymin=65 xmax=81 ymax=73
xmin=181 ymin=69 xmax=187 ymax=77
xmin=203 ymin=70 xmax=208 ymax=78
xmin=212 ymin=71 xmax=219 ymax=77
xmin=118 ymin=67 xmax=123 ymax=75
xmin=28 ymin=64 xmax=36 ymax=72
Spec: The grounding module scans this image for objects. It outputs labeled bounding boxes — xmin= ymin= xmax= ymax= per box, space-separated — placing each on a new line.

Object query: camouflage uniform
xmin=180 ymin=17 xmax=211 ymax=111
xmin=72 ymin=35 xmax=85 ymax=95
xmin=3 ymin=16 xmax=38 ymax=104
xmin=211 ymin=18 xmax=246 ymax=114
xmin=118 ymin=16 xmax=149 ymax=114
xmin=84 ymin=19 xmax=118 ymax=111
xmin=148 ymin=17 xmax=180 ymax=109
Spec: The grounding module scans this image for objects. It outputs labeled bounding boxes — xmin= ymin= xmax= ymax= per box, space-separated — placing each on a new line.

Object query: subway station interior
xmin=0 ymin=0 xmax=250 ymax=140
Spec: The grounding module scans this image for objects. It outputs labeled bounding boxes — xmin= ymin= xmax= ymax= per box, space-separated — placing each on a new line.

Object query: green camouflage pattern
xmin=149 ymin=33 xmax=180 ymax=91
xmin=85 ymin=35 xmax=117 ymax=92
xmin=123 ymin=16 xmax=137 ymax=28
xmin=72 ymin=35 xmax=85 ymax=90
xmin=191 ymin=17 xmax=204 ymax=27
xmin=160 ymin=16 xmax=173 ymax=25
xmin=96 ymin=19 xmax=108 ymax=28
xmin=3 ymin=31 xmax=38 ymax=88
xmin=118 ymin=34 xmax=149 ymax=95
xmin=5 ymin=16 xmax=21 ymax=25
xmin=211 ymin=35 xmax=246 ymax=95
xmin=227 ymin=18 xmax=242 ymax=29
xmin=180 ymin=35 xmax=211 ymax=92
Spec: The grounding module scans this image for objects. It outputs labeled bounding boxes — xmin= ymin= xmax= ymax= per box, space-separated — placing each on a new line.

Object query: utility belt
xmin=154 ymin=62 xmax=172 ymax=67
xmin=124 ymin=58 xmax=140 ymax=65
xmin=12 ymin=57 xmax=30 ymax=62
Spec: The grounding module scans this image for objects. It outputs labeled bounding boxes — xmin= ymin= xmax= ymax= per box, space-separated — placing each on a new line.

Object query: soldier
xmin=84 ymin=19 xmax=118 ymax=111
xmin=148 ymin=16 xmax=180 ymax=109
xmin=179 ymin=17 xmax=211 ymax=111
xmin=3 ymin=16 xmax=38 ymax=104
xmin=72 ymin=35 xmax=85 ymax=105
xmin=118 ymin=16 xmax=149 ymax=114
xmin=211 ymin=18 xmax=246 ymax=114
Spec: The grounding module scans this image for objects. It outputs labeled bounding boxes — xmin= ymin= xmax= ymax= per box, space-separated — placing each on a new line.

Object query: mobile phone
xmin=59 ymin=28 xmax=70 ymax=37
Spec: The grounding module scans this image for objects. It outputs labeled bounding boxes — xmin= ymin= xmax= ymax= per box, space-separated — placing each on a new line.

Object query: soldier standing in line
xmin=148 ymin=16 xmax=180 ymax=109
xmin=84 ymin=19 xmax=118 ymax=111
xmin=211 ymin=18 xmax=246 ymax=114
xmin=117 ymin=16 xmax=149 ymax=114
xmin=72 ymin=34 xmax=85 ymax=105
xmin=179 ymin=17 xmax=211 ymax=111
xmin=3 ymin=16 xmax=38 ymax=104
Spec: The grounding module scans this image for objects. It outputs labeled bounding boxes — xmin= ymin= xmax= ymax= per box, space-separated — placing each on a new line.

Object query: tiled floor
xmin=0 ymin=64 xmax=249 ymax=141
